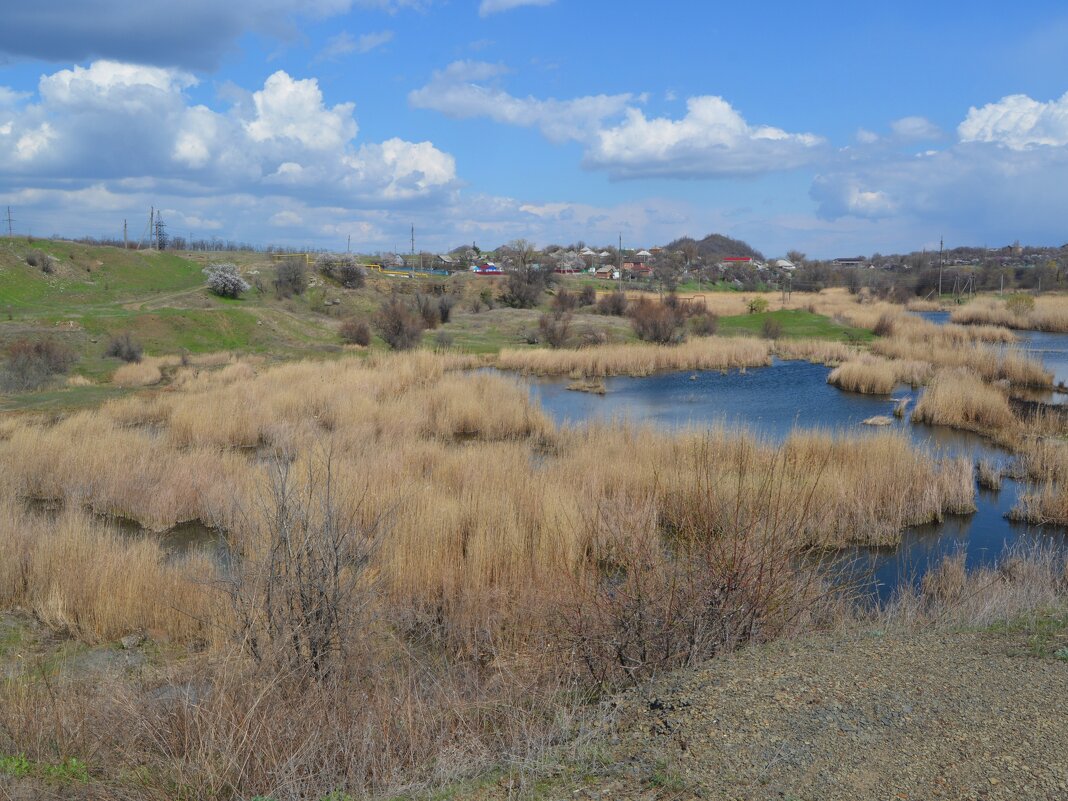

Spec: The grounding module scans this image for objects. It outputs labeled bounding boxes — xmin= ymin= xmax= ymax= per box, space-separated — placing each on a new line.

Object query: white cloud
xmin=479 ymin=0 xmax=555 ymax=16
xmin=0 ymin=61 xmax=456 ymax=209
xmin=890 ymin=115 xmax=941 ymax=141
xmin=856 ymin=128 xmax=879 ymax=144
xmin=959 ymin=91 xmax=1068 ymax=149
xmin=411 ymin=64 xmax=823 ymax=178
xmin=319 ymin=29 xmax=394 ymax=60
xmin=586 ymin=96 xmax=825 ymax=179
xmin=409 ymin=60 xmax=633 ymax=143
xmin=245 ymin=72 xmax=357 ymax=151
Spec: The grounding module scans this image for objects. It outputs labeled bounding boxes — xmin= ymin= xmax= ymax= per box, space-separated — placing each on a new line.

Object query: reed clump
xmin=827 ymin=356 xmax=931 ymax=395
xmin=951 ymin=295 xmax=1068 ymax=333
xmin=912 ymin=369 xmax=1018 ymax=434
xmin=497 ymin=336 xmax=772 ymax=376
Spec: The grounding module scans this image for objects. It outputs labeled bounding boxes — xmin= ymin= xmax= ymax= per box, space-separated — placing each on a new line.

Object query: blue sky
xmin=2 ymin=1 xmax=1068 ymax=256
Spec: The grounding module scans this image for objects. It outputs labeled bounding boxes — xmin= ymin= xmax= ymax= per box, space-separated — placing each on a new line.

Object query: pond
xmin=526 ymin=347 xmax=1067 ymax=601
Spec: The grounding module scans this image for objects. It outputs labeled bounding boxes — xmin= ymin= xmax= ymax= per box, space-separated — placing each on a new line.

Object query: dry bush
xmin=578 ymin=285 xmax=597 ymax=306
xmin=551 ymin=288 xmax=579 ymax=312
xmin=415 ymin=293 xmax=441 ymax=329
xmin=912 ymin=369 xmax=1017 ymax=434
xmin=628 ymin=297 xmax=685 ymax=344
xmin=104 ymin=332 xmax=143 ymax=363
xmin=375 ymin=298 xmax=425 ymax=350
xmin=273 ymin=258 xmax=308 ymax=298
xmin=595 ymin=290 xmax=628 ymax=316
xmin=688 ymin=312 xmax=719 ymax=337
xmin=339 ymin=318 xmax=372 ymax=346
xmin=761 ymin=317 xmax=784 ymax=339
xmin=537 ymin=310 xmax=572 ymax=348
xmin=2 ymin=337 xmax=76 ymax=391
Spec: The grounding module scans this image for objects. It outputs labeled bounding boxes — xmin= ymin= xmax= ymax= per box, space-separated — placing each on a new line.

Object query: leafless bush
xmin=578 ymin=285 xmax=597 ymax=306
xmin=762 ymin=317 xmax=784 ymax=339
xmin=339 ymin=318 xmax=372 ymax=346
xmin=104 ymin=333 xmax=143 ymax=363
xmin=25 ymin=250 xmax=56 ymax=273
xmin=596 ymin=291 xmax=628 ymax=316
xmin=873 ymin=312 xmax=897 ymax=337
xmin=222 ymin=453 xmax=378 ymax=681
xmin=628 ymin=297 xmax=685 ymax=344
xmin=1 ymin=338 xmax=76 ymax=391
xmin=415 ymin=294 xmax=441 ymax=329
xmin=437 ymin=295 xmax=455 ymax=324
xmin=273 ymin=258 xmax=308 ymax=298
xmin=375 ymin=298 xmax=425 ymax=350
xmin=537 ymin=311 xmax=572 ymax=348
xmin=552 ymin=289 xmax=579 ymax=312
xmin=688 ymin=312 xmax=719 ymax=337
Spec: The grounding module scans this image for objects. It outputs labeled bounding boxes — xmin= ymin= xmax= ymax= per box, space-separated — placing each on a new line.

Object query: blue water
xmin=526 ymin=352 xmax=1067 ymax=602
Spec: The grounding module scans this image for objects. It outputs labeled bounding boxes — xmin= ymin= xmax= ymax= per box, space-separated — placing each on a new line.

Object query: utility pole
xmin=938 ymin=236 xmax=944 ymax=298
xmin=5 ymin=206 xmax=14 ymax=237
xmin=123 ymin=219 xmax=128 ymax=249
xmin=347 ymin=234 xmax=351 ymax=254
xmin=618 ymin=233 xmax=623 ymax=292
xmin=410 ymin=224 xmax=416 ymax=273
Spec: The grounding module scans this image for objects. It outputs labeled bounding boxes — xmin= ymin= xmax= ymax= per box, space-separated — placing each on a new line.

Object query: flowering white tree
xmin=204 ymin=263 xmax=251 ymax=298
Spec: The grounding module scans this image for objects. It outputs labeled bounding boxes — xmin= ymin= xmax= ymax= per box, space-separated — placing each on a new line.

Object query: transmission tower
xmin=4 ymin=206 xmax=13 ymax=237
xmin=154 ymin=211 xmax=168 ymax=250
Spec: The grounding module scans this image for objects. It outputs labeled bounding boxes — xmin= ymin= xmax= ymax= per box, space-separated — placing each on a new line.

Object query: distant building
xmin=832 ymin=257 xmax=866 ymax=266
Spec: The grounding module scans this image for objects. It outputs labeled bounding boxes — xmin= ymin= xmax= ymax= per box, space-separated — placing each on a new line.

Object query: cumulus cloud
xmin=411 ymin=63 xmax=820 ymax=178
xmin=586 ymin=96 xmax=825 ymax=179
xmin=0 ymin=61 xmax=455 ymax=208
xmin=479 ymin=0 xmax=555 ymax=16
xmin=409 ymin=61 xmax=634 ymax=143
xmin=959 ymin=91 xmax=1068 ymax=149
xmin=0 ymin=0 xmax=418 ymax=70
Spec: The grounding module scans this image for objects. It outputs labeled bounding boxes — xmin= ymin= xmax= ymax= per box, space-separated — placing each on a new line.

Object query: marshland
xmin=2 ymin=237 xmax=1068 ymax=799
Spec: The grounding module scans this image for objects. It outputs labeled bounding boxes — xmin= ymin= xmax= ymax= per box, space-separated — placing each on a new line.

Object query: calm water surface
xmin=526 ymin=343 xmax=1068 ymax=600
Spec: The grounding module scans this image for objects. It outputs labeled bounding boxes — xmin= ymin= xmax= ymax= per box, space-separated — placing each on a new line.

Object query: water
xmin=915 ymin=309 xmax=1068 ymax=392
xmin=527 ymin=353 xmax=1067 ymax=601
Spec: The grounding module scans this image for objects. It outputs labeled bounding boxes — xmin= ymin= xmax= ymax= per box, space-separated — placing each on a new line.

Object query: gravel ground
xmin=473 ymin=626 xmax=1068 ymax=801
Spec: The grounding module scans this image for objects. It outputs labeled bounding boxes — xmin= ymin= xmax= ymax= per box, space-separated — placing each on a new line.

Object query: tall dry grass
xmin=0 ymin=350 xmax=992 ymax=799
xmin=828 ymin=355 xmax=931 ymax=395
xmin=951 ymin=294 xmax=1068 ymax=333
xmin=497 ymin=336 xmax=771 ymax=376
xmin=911 ymin=369 xmax=1017 ymax=434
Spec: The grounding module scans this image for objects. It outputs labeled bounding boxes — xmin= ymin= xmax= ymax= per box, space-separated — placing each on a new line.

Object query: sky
xmin=2 ymin=1 xmax=1068 ymax=257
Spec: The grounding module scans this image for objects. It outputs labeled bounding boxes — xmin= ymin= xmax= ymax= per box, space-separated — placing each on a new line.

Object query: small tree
xmin=538 ymin=310 xmax=572 ymax=348
xmin=596 ymin=291 xmax=628 ymax=316
xmin=747 ymin=297 xmax=769 ymax=314
xmin=204 ymin=263 xmax=250 ymax=299
xmin=628 ymin=298 xmax=685 ymax=344
xmin=274 ymin=258 xmax=308 ymax=298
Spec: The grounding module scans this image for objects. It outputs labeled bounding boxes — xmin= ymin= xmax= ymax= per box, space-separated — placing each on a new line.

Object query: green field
xmin=717 ymin=308 xmax=874 ymax=342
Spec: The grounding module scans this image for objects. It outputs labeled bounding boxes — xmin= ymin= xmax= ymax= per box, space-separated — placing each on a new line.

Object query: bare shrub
xmin=222 ymin=454 xmax=377 ymax=680
xmin=628 ymin=297 xmax=685 ymax=344
xmin=274 ymin=258 xmax=308 ymax=298
xmin=578 ymin=285 xmax=597 ymax=306
xmin=104 ymin=333 xmax=143 ymax=363
xmin=375 ymin=298 xmax=425 ymax=350
xmin=437 ymin=295 xmax=455 ymax=324
xmin=688 ymin=312 xmax=719 ymax=337
xmin=204 ymin=263 xmax=250 ymax=299
xmin=415 ymin=294 xmax=441 ymax=329
xmin=25 ymin=250 xmax=56 ymax=273
xmin=317 ymin=253 xmax=366 ymax=289
xmin=596 ymin=291 xmax=628 ymax=316
xmin=762 ymin=317 xmax=784 ymax=340
xmin=537 ymin=311 xmax=572 ymax=348
xmin=552 ymin=289 xmax=579 ymax=312
xmin=500 ymin=267 xmax=550 ymax=309
xmin=339 ymin=318 xmax=372 ymax=346
xmin=1 ymin=338 xmax=76 ymax=391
